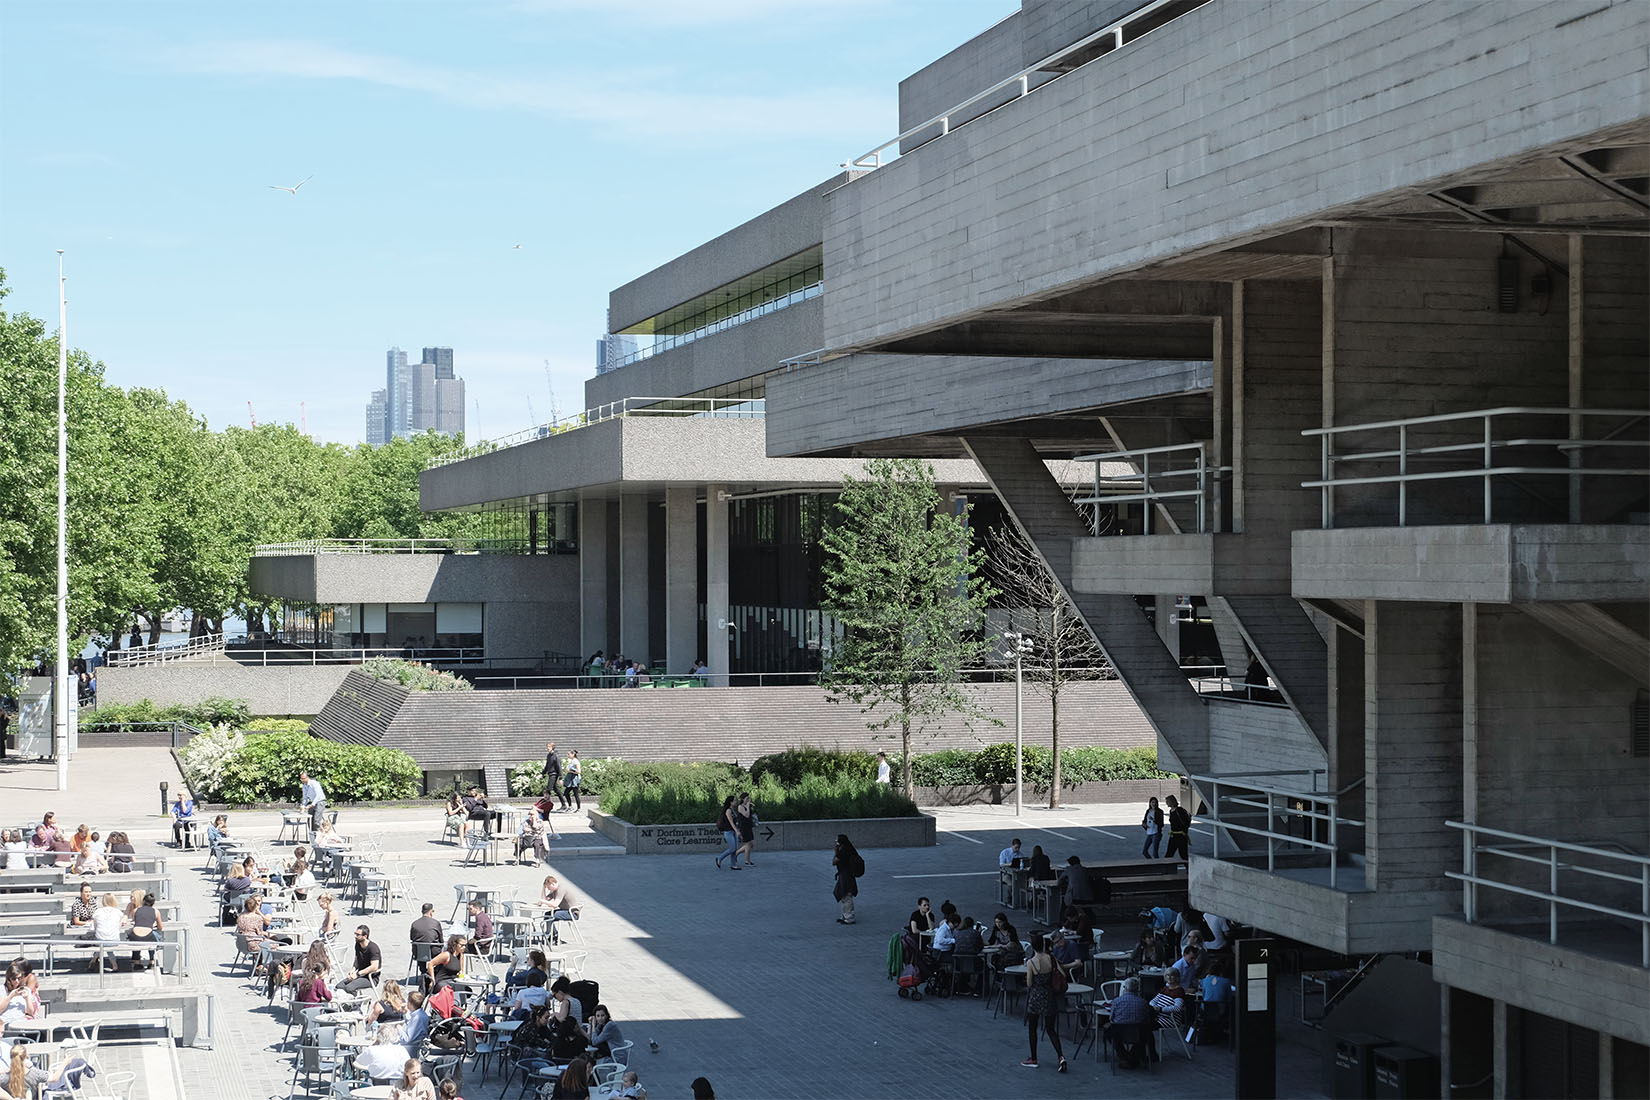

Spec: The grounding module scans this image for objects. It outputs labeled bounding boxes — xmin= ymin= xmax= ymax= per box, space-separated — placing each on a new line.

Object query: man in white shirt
xmin=875 ymin=752 xmax=891 ymax=784
xmin=1204 ymin=912 xmax=1230 ymax=950
xmin=299 ymin=771 xmax=326 ymax=833
xmin=999 ymin=838 xmax=1023 ymax=866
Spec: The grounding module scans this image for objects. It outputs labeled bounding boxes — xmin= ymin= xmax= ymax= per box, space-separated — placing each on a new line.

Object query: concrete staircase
xmin=1216 ymin=595 xmax=1331 ymax=752
xmin=962 ymin=435 xmax=1209 ymax=773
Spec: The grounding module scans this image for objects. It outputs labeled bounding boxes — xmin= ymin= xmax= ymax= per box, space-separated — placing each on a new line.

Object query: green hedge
xmin=82 ymin=697 xmax=251 ymax=730
xmin=507 ymin=758 xmax=740 ymax=798
xmin=180 ymin=727 xmax=420 ymax=804
xmin=360 ymin=658 xmax=473 ymax=692
xmin=601 ymin=772 xmax=919 ymax=826
xmin=748 ymin=747 xmax=874 ymax=786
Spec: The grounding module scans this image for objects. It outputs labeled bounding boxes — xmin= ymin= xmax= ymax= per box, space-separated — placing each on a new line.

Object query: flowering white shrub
xmin=178 ymin=723 xmax=245 ymax=801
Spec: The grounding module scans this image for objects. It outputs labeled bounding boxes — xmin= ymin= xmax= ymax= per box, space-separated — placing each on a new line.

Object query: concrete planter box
xmin=913 ymin=778 xmax=1181 ymax=807
xmin=588 ymin=808 xmax=936 ymax=854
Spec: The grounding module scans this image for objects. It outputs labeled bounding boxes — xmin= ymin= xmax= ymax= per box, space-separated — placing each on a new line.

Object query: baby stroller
xmin=896 ymin=930 xmax=939 ymax=1001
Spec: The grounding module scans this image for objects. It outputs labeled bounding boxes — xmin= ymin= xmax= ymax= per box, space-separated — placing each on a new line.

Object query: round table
xmin=350 ymin=1088 xmax=394 ymax=1099
xmin=335 ymin=1034 xmax=375 ymax=1049
xmin=1094 ymin=949 xmax=1131 ymax=984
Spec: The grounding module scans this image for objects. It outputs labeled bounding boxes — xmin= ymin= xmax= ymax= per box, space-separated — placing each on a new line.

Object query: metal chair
xmin=606 ymin=1039 xmax=634 ymax=1067
xmin=277 ymin=811 xmax=306 ymax=846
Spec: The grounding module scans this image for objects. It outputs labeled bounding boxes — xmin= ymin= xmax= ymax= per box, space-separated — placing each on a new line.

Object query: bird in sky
xmin=512 ymin=244 xmax=523 ymax=249
xmin=268 ymin=174 xmax=313 ymax=195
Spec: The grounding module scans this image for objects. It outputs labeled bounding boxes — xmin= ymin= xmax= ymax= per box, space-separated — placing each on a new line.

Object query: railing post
xmin=1211 ymin=781 xmax=1220 ymax=861
xmin=1093 ymin=459 xmax=1102 ymax=535
xmin=1197 ymin=444 xmax=1208 ymax=534
xmin=1642 ymin=862 xmax=1648 ymax=968
xmin=1463 ymin=825 xmax=1476 ymax=923
xmin=1549 ymin=844 xmax=1559 ymax=946
xmin=1266 ymin=790 xmax=1275 ymax=873
xmin=1018 ymin=74 xmax=1029 ymax=95
xmin=1321 ymin=434 xmax=1332 ymax=530
xmin=1142 ymin=452 xmax=1152 ymax=535
xmin=1398 ymin=424 xmax=1408 ymax=526
xmin=1484 ymin=414 xmax=1494 ymax=524
xmin=1329 ymin=803 xmax=1338 ymax=889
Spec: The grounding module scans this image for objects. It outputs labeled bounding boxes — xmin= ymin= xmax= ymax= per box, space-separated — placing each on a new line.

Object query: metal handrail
xmin=1073 ymin=441 xmax=1230 ymax=534
xmin=105 ymin=632 xmax=226 ymax=668
xmin=1301 ymin=406 xmax=1649 ymax=528
xmin=844 ymin=0 xmax=1208 ymax=172
xmin=427 ymin=396 xmax=767 ymax=469
xmin=605 ymin=282 xmax=821 ymax=371
xmin=1189 ymin=675 xmax=1293 ymax=708
xmin=1446 ymin=820 xmax=1650 ymax=967
xmin=253 ymin=538 xmax=529 ymax=556
xmin=471 ymin=666 xmax=1056 ymax=690
xmin=1191 ymin=772 xmax=1363 ymax=889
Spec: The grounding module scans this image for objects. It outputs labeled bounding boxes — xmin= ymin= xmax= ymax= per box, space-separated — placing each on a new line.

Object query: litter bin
xmin=1333 ymin=1033 xmax=1394 ymax=1099
xmin=1373 ymin=1045 xmax=1440 ymax=1099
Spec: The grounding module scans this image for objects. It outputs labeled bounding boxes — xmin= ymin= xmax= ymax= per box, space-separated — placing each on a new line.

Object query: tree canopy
xmin=819 ymin=457 xmax=996 ymax=797
xmin=0 ymin=272 xmax=478 ymax=682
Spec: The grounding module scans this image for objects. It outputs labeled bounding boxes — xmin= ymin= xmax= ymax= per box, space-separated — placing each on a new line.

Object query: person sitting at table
xmin=398 ymin=989 xmax=430 ymax=1046
xmin=4 ymin=1042 xmax=97 ymax=1098
xmin=236 ymin=896 xmax=276 ymax=969
xmin=466 ymin=900 xmax=495 ymax=955
xmin=542 ymin=874 xmax=578 ymax=943
xmin=548 ymin=1002 xmax=588 ymax=1063
xmin=1028 ymin=845 xmax=1053 ymax=881
xmin=998 ymin=837 xmax=1024 ymax=866
xmin=1058 ymin=855 xmax=1095 ymax=905
xmin=205 ymin=814 xmax=230 ymax=850
xmin=444 ymin=791 xmax=469 ymax=838
xmin=426 ymin=934 xmax=466 ymax=993
xmin=614 ymin=1069 xmax=647 ymax=1100
xmin=583 ymin=1003 xmax=623 ymax=1060
xmin=366 ymin=978 xmax=409 ymax=1027
xmin=553 ymin=1056 xmax=596 ymax=1100
xmin=1048 ymin=929 xmax=1081 ymax=971
xmin=354 ymin=1032 xmax=412 ymax=1084
xmin=1106 ymin=976 xmax=1157 ymax=1068
xmin=931 ymin=911 xmax=957 ymax=959
xmin=223 ymin=860 xmax=257 ymax=905
xmin=907 ymin=896 xmax=937 ymax=937
xmin=295 ymin=962 xmax=332 ymax=1005
xmin=106 ymin=831 xmax=136 ymax=873
xmin=0 ymin=962 xmax=43 ymax=1030
xmin=410 ymin=901 xmax=444 ymax=950
xmin=1169 ymin=944 xmax=1200 ymax=992
xmin=343 ymin=924 xmax=383 ymax=992
xmin=315 ymin=892 xmax=341 ymax=942
xmin=0 ymin=831 xmax=25 ymax=869
xmin=1203 ymin=911 xmax=1231 ymax=952
xmin=1183 ymin=930 xmax=1210 ymax=976
xmin=1133 ymin=925 xmax=1168 ymax=969
xmin=170 ymin=791 xmax=198 ymax=848
xmin=1060 ymin=904 xmax=1095 ymax=947
xmin=388 ymin=1055 xmax=436 ymax=1100
xmin=515 ymin=1000 xmax=558 ymax=1053
xmin=313 ymin=819 xmax=349 ymax=850
xmin=281 ymin=844 xmax=309 ymax=880
xmin=985 ymin=913 xmax=1023 ymax=969
xmin=516 ymin=807 xmax=552 ymax=864
xmin=952 ymin=916 xmax=985 ymax=995
xmin=549 ymin=975 xmax=584 ymax=1024
xmin=506 ymin=948 xmax=550 ymax=989
xmin=1150 ymin=969 xmax=1190 ymax=1029
xmin=461 ymin=786 xmax=501 ymax=837
xmin=510 ymin=970 xmax=551 ymax=1018
xmin=288 ymin=858 xmax=318 ymax=901
xmin=68 ymin=882 xmax=97 ymax=931
xmin=127 ymin=890 xmax=162 ymax=970
xmin=90 ymin=891 xmax=127 ymax=971
xmin=47 ymin=836 xmax=74 ymax=868
xmin=68 ymin=824 xmax=91 ymax=854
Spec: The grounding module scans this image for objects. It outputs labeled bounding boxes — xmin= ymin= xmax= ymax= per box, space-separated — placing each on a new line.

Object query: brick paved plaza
xmin=5 ymin=747 xmax=1330 ymax=1099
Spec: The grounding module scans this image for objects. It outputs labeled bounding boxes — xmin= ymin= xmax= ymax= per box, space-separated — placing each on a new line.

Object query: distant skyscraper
xmin=366 ymin=345 xmax=465 ymax=443
xmin=595 ymin=311 xmax=640 ymax=374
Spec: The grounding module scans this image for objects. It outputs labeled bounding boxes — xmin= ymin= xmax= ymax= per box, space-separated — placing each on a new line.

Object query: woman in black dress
xmin=425 ymin=935 xmax=466 ymax=993
xmin=832 ymin=834 xmax=861 ymax=925
xmin=733 ymin=794 xmax=757 ymax=866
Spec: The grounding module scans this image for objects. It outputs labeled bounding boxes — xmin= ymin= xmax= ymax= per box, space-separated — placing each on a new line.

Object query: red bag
xmin=898 ymin=965 xmax=921 ymax=988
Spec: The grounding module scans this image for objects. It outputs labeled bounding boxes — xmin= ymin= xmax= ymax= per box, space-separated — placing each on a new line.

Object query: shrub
xmin=600 ymin=771 xmax=918 ymax=826
xmin=507 ymin=757 xmax=741 ymax=798
xmin=909 ymin=749 xmax=976 ymax=787
xmin=973 ymin=742 xmax=1053 ymax=787
xmin=83 ymin=697 xmax=252 ymax=730
xmin=360 ymin=658 xmax=472 ymax=692
xmin=749 ymin=747 xmax=875 ymax=786
xmin=182 ymin=728 xmax=420 ymax=804
xmin=245 ymin=718 xmax=312 ymax=736
xmin=1060 ymin=745 xmax=1172 ymax=783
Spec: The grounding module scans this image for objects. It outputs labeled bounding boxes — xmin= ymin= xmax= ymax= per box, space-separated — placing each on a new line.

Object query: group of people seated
xmin=66 ymin=881 xmax=164 ymax=971
xmin=2 ymin=811 xmax=138 ymax=875
xmin=998 ymin=838 xmax=1098 ymax=906
xmin=584 ymin=651 xmax=651 ymax=686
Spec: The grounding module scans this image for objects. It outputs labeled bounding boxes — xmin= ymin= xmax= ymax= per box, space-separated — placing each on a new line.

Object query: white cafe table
xmin=351 ymin=1088 xmax=394 ymax=1099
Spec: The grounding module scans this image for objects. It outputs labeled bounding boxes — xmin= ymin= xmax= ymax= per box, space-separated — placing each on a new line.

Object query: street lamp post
xmin=54 ymin=251 xmax=70 ymax=792
xmin=1004 ymin=631 xmax=1033 ymax=817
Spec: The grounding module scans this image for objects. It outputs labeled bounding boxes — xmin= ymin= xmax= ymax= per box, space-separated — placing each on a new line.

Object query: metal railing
xmin=1189 ymin=675 xmax=1292 ymax=708
xmin=1073 ymin=441 xmax=1229 ymax=534
xmin=427 ymin=396 xmax=766 ymax=469
xmin=1191 ymin=772 xmax=1363 ymax=889
xmin=76 ymin=720 xmax=211 ymax=749
xmin=844 ymin=0 xmax=1209 ymax=171
xmin=472 ymin=666 xmax=1048 ymax=691
xmin=1302 ymin=406 xmax=1649 ymax=528
xmin=1446 ymin=821 xmax=1650 ymax=968
xmin=253 ymin=538 xmax=530 ymax=556
xmin=604 ymin=282 xmax=821 ymax=371
xmin=104 ymin=632 xmax=225 ymax=667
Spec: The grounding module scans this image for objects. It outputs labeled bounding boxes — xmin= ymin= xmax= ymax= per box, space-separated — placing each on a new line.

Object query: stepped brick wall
xmin=309 ymin=672 xmax=1158 ymax=788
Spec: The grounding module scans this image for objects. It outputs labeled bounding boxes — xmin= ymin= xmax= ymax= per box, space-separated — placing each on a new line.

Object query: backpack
xmin=852 ymin=851 xmax=866 ymax=878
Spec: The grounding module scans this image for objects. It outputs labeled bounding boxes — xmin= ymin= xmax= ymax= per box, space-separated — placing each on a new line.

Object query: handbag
xmin=1049 ymin=962 xmax=1069 ymax=995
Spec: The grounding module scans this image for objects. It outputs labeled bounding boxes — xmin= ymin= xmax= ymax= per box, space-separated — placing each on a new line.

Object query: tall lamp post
xmin=1003 ymin=631 xmax=1033 ymax=817
xmin=54 ymin=250 xmax=70 ymax=792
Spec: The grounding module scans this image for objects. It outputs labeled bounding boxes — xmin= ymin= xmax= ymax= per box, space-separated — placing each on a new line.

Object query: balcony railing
xmin=603 ymin=282 xmax=820 ymax=372
xmin=427 ymin=397 xmax=765 ymax=469
xmin=1072 ymin=441 xmax=1229 ymax=535
xmin=844 ymin=0 xmax=1212 ymax=172
xmin=253 ymin=538 xmax=529 ymax=556
xmin=1302 ymin=406 xmax=1648 ymax=529
xmin=1191 ymin=771 xmax=1364 ymax=889
xmin=104 ymin=632 xmax=225 ymax=668
xmin=1446 ymin=820 xmax=1650 ymax=968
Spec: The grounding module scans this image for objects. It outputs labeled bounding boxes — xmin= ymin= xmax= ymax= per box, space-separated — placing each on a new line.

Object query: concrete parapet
xmin=98 ymin=664 xmax=350 ymax=717
xmin=588 ymin=809 xmax=935 ymax=854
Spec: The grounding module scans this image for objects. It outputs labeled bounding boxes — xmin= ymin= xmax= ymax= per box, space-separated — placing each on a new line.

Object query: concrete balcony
xmin=1292 ymin=524 xmax=1650 ymax=603
xmin=1070 ymin=533 xmax=1290 ymax=596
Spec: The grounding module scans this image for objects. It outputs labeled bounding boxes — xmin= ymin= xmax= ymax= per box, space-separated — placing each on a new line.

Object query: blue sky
xmin=2 ymin=0 xmax=1012 ymax=444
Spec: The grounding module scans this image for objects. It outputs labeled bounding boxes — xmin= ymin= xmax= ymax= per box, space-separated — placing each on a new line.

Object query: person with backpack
xmin=833 ymin=834 xmax=863 ymax=924
xmin=1164 ymin=794 xmax=1191 ymax=860
xmin=1020 ymin=932 xmax=1068 ymax=1072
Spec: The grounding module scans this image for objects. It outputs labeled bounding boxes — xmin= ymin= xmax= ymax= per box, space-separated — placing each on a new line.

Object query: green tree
xmin=819 ymin=458 xmax=996 ymax=797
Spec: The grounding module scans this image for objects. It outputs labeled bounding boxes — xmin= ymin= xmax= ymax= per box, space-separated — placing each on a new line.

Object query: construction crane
xmin=247 ymin=401 xmax=257 ymax=428
xmin=300 ymin=402 xmax=307 ymax=436
xmin=543 ymin=359 xmax=561 ymax=425
xmin=525 ymin=394 xmax=538 ymax=428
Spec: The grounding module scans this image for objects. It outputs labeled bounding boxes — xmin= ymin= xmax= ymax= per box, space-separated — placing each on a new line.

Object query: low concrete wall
xmin=588 ymin=809 xmax=935 ymax=854
xmin=914 ymin=778 xmax=1180 ymax=807
xmin=98 ymin=664 xmax=350 ymax=716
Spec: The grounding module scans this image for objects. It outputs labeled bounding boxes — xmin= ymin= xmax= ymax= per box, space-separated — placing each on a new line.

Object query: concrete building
xmin=750 ymin=1 xmax=1647 ymax=1094
xmin=368 ymin=345 xmax=466 ymax=441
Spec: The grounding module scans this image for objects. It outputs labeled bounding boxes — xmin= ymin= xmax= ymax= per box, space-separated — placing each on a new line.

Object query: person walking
xmin=564 ymin=751 xmax=584 ymax=811
xmin=1021 ymin=932 xmax=1068 ymax=1072
xmin=299 ymin=771 xmax=327 ymax=836
xmin=874 ymin=752 xmax=891 ymax=784
xmin=833 ymin=834 xmax=862 ymax=924
xmin=713 ymin=797 xmax=741 ymax=870
xmin=733 ymin=793 xmax=757 ymax=867
xmin=1163 ymin=794 xmax=1191 ymax=860
xmin=542 ymin=742 xmax=563 ymax=809
xmin=1141 ymin=796 xmax=1163 ymax=859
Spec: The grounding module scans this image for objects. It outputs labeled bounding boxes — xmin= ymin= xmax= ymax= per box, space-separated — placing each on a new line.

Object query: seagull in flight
xmin=512 ymin=243 xmax=523 ymax=249
xmin=268 ymin=174 xmax=313 ymax=195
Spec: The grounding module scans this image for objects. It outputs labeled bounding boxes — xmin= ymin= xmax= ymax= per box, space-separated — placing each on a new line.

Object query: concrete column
xmin=705 ymin=483 xmax=730 ymax=686
xmin=1154 ymin=595 xmax=1180 ymax=659
xmin=618 ymin=493 xmax=650 ymax=664
xmin=1364 ymin=600 xmax=1462 ymax=892
xmin=664 ymin=487 xmax=698 ymax=675
xmin=578 ymin=493 xmax=607 ymax=660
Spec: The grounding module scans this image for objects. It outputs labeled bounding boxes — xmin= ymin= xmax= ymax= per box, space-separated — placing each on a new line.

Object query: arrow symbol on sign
xmin=761 ymin=826 xmax=775 ymax=841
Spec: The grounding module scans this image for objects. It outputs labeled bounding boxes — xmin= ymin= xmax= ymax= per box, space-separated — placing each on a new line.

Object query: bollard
xmin=159 ymin=780 xmax=169 ymax=815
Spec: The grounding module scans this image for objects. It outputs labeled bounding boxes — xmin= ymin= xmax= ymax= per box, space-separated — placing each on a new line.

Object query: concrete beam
xmin=664 ymin=487 xmax=698 ymax=675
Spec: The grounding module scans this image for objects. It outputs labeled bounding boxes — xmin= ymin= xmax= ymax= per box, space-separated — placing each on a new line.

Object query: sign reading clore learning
xmin=636 ymin=824 xmax=724 ymax=850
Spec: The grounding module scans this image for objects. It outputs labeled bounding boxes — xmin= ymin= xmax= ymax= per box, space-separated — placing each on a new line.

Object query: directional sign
xmin=761 ymin=826 xmax=775 ymax=841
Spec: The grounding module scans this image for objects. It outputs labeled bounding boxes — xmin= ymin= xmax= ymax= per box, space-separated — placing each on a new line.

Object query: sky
xmin=2 ymin=0 xmax=1013 ymax=445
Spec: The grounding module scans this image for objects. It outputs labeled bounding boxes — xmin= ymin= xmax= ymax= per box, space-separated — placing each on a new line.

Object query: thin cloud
xmin=151 ymin=37 xmax=889 ymax=146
